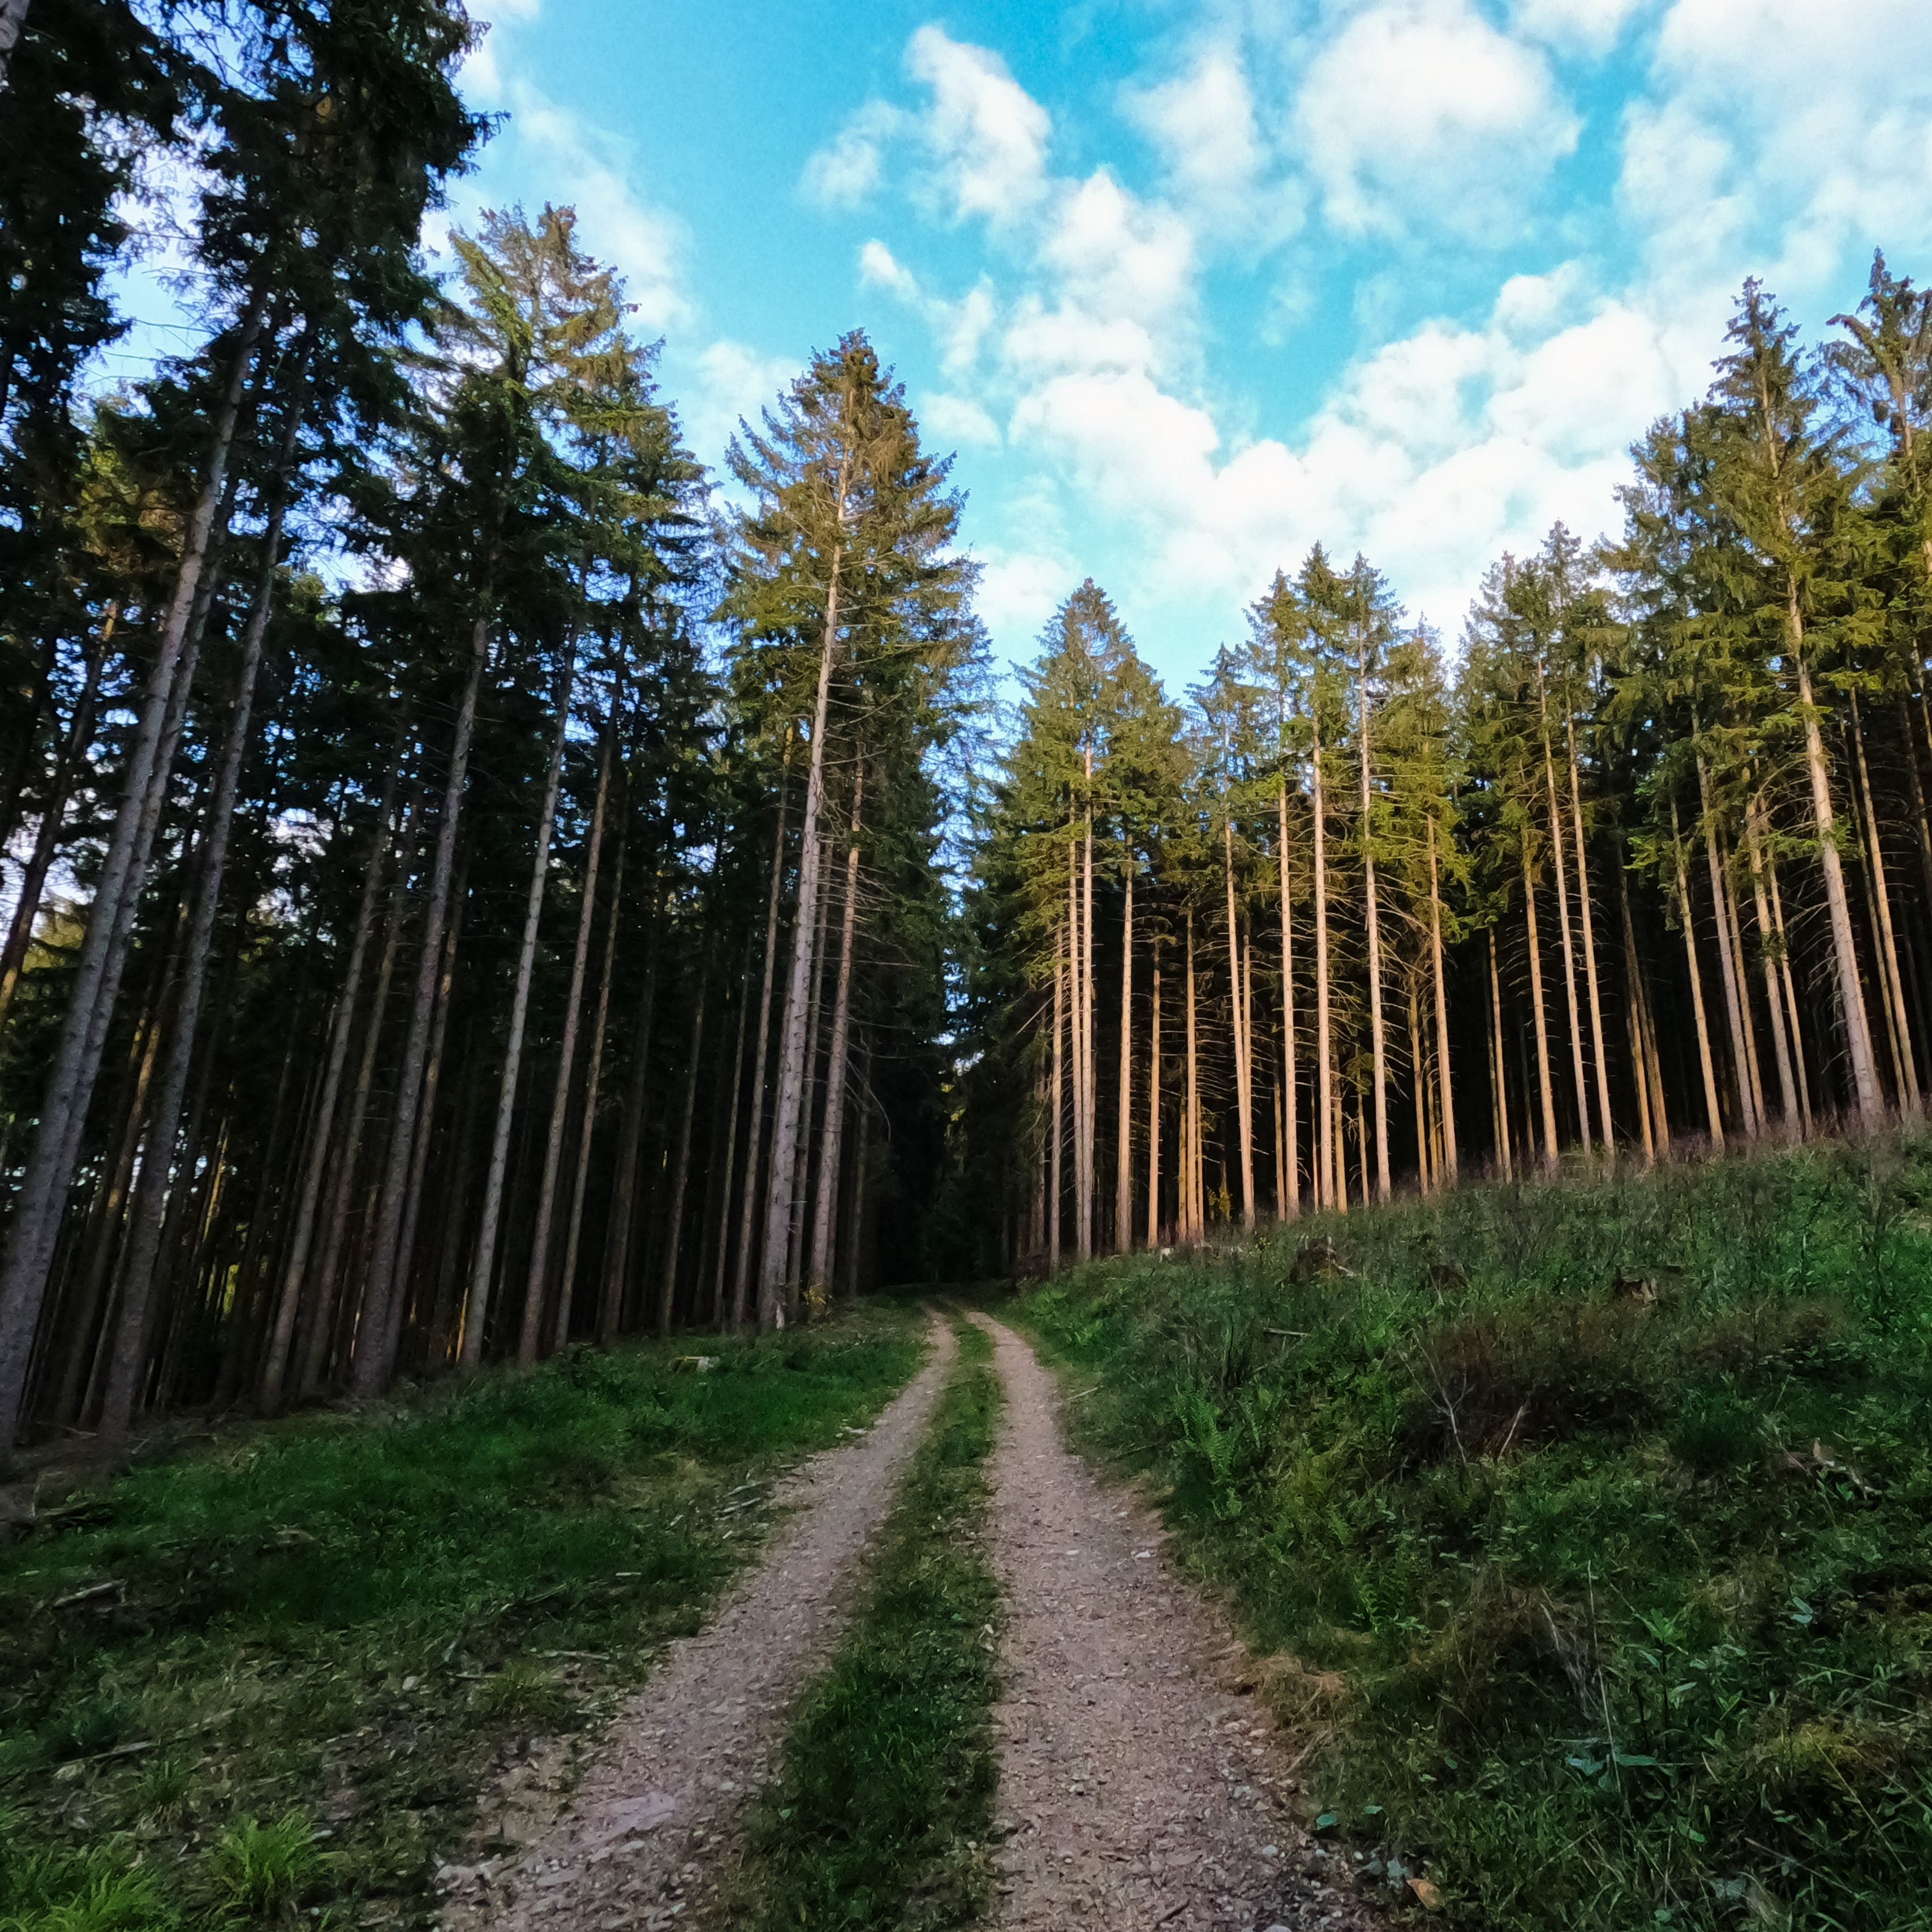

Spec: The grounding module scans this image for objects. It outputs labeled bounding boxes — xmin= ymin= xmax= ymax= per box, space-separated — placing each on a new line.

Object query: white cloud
xmin=802 ymin=101 xmax=905 ymax=208
xmin=683 ymin=339 xmax=797 ymax=470
xmin=1295 ymin=0 xmax=1580 ymax=240
xmin=1509 ymin=0 xmax=1653 ymax=55
xmin=975 ymin=549 xmax=1075 ymax=643
xmin=905 ymin=25 xmax=1052 ymax=226
xmin=922 ymin=391 xmax=1003 ymax=449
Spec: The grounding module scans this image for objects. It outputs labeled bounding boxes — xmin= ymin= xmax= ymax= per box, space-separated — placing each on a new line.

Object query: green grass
xmin=1008 ymin=1133 xmax=1932 ymax=1932
xmin=724 ymin=1311 xmax=1002 ymax=1931
xmin=0 ymin=1308 xmax=924 ymax=1932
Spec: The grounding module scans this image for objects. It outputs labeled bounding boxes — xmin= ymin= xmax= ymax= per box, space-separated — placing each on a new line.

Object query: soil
xmin=438 ymin=1313 xmax=957 ymax=1932
xmin=972 ymin=1312 xmax=1378 ymax=1932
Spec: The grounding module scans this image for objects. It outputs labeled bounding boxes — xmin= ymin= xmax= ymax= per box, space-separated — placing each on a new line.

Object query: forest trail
xmin=438 ymin=1314 xmax=957 ymax=1932
xmin=971 ymin=1312 xmax=1374 ymax=1932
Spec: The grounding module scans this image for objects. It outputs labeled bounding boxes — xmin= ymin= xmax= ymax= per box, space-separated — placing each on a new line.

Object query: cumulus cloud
xmin=1508 ymin=0 xmax=1654 ymax=55
xmin=1294 ymin=0 xmax=1580 ymax=240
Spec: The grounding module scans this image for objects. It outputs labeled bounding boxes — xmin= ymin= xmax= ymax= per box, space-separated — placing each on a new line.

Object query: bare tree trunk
xmin=0 ymin=608 xmax=113 ymax=1041
xmin=1673 ymin=800 xmax=1726 ymax=1148
xmin=1565 ymin=715 xmax=1614 ymax=1149
xmin=1408 ymin=979 xmax=1430 ymax=1189
xmin=1488 ymin=928 xmax=1512 ymax=1181
xmin=463 ymin=640 xmax=575 ymax=1370
xmin=352 ymin=588 xmax=494 ymax=1399
xmin=1427 ymin=816 xmax=1457 ymax=1183
xmin=599 ymin=874 xmax=661 ymax=1341
xmin=1115 ymin=856 xmax=1133 ymax=1249
xmin=1359 ymin=647 xmax=1390 ymax=1199
xmin=1793 ymin=608 xmax=1883 ymax=1124
xmin=1720 ymin=836 xmax=1768 ymax=1126
xmin=808 ymin=763 xmax=864 ymax=1294
xmin=1617 ymin=863 xmax=1657 ymax=1163
xmin=1049 ymin=919 xmax=1064 ymax=1273
xmin=1312 ymin=725 xmax=1333 ymax=1210
xmin=557 ymin=824 xmax=626 ymax=1350
xmin=1765 ymin=845 xmax=1812 ymax=1133
xmin=1223 ymin=814 xmax=1256 ymax=1224
xmin=1277 ymin=782 xmax=1297 ymax=1217
xmin=1848 ymin=691 xmax=1918 ymax=1108
xmin=759 ymin=506 xmax=849 ymax=1328
xmin=708 ymin=940 xmax=750 ymax=1327
xmin=1744 ymin=791 xmax=1798 ymax=1131
xmin=730 ymin=765 xmax=790 ymax=1328
xmin=0 ymin=303 xmax=263 ymax=1458
xmin=1078 ymin=779 xmax=1095 ymax=1260
xmin=259 ymin=752 xmax=400 ymax=1410
xmin=657 ymin=975 xmax=707 ymax=1335
xmin=785 ymin=845 xmax=833 ymax=1302
xmin=1174 ymin=900 xmax=1190 ymax=1236
xmin=99 ymin=365 xmax=311 ymax=1442
xmin=1522 ymin=843 xmax=1560 ymax=1164
xmin=299 ymin=782 xmax=419 ymax=1398
xmin=1540 ymin=673 xmax=1590 ymax=1153
xmin=1697 ymin=756 xmax=1760 ymax=1137
xmin=1146 ymin=936 xmax=1161 ymax=1244
xmin=520 ymin=694 xmax=616 ymax=1360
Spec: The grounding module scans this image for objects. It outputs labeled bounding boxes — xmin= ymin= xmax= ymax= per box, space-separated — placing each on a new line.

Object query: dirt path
xmin=973 ymin=1313 xmax=1374 ymax=1932
xmin=440 ymin=1315 xmax=957 ymax=1932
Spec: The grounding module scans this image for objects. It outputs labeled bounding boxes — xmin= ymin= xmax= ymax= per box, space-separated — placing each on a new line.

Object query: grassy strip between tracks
xmin=723 ymin=1310 xmax=1002 ymax=1931
xmin=1008 ymin=1133 xmax=1932 ymax=1932
xmin=0 ymin=1305 xmax=925 ymax=1932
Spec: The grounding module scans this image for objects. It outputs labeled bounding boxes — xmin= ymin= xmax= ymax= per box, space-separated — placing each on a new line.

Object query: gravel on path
xmin=973 ymin=1311 xmax=1378 ymax=1932
xmin=440 ymin=1314 xmax=958 ymax=1932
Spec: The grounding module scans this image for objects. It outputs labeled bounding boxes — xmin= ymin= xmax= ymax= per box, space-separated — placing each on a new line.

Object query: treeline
xmin=0 ymin=1 xmax=982 ymax=1458
xmin=956 ymin=266 xmax=1932 ymax=1272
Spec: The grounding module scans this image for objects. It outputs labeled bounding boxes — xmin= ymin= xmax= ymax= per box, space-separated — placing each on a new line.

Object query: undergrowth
xmin=0 ymin=1307 xmax=923 ymax=1931
xmin=1009 ymin=1132 xmax=1932 ymax=1932
xmin=725 ymin=1311 xmax=1002 ymax=1930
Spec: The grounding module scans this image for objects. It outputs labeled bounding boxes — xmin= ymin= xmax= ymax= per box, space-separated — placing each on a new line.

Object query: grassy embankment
xmin=1010 ymin=1134 xmax=1932 ymax=1932
xmin=0 ymin=1307 xmax=924 ymax=1932
xmin=722 ymin=1310 xmax=1002 ymax=1931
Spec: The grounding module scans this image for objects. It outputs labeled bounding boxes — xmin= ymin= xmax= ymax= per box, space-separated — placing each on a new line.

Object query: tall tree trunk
xmin=463 ymin=639 xmax=575 ymax=1370
xmin=759 ymin=511 xmax=848 ymax=1329
xmin=708 ymin=939 xmax=750 ymax=1327
xmin=1720 ymin=835 xmax=1768 ymax=1126
xmin=1049 ymin=918 xmax=1064 ymax=1273
xmin=1115 ymin=856 xmax=1133 ymax=1249
xmin=1408 ymin=980 xmax=1430 ymax=1190
xmin=599 ymin=873 xmax=661 ymax=1342
xmin=259 ymin=751 xmax=401 ymax=1410
xmin=1697 ymin=756 xmax=1760 ymax=1137
xmin=1522 ymin=842 xmax=1560 ymax=1164
xmin=98 ymin=370 xmax=310 ymax=1442
xmin=1359 ymin=644 xmax=1390 ymax=1199
xmin=730 ymin=761 xmax=790 ymax=1329
xmin=351 ymin=586 xmax=494 ymax=1399
xmin=1078 ymin=781 xmax=1094 ymax=1261
xmin=808 ymin=763 xmax=864 ymax=1294
xmin=657 ymin=975 xmax=707 ymax=1334
xmin=1565 ymin=715 xmax=1613 ymax=1150
xmin=1427 ymin=816 xmax=1457 ymax=1184
xmin=1312 ymin=724 xmax=1334 ymax=1210
xmin=1539 ymin=673 xmax=1590 ymax=1153
xmin=0 ymin=607 xmax=113 ymax=1041
xmin=556 ymin=824 xmax=626 ymax=1351
xmin=1277 ymin=782 xmax=1298 ymax=1217
xmin=1848 ymin=691 xmax=1918 ymax=1109
xmin=0 ymin=303 xmax=264 ymax=1458
xmin=520 ymin=693 xmax=616 ymax=1359
xmin=1224 ymin=813 xmax=1256 ymax=1224
xmin=1617 ymin=862 xmax=1659 ymax=1163
xmin=1146 ymin=936 xmax=1161 ymax=1244
xmin=1488 ymin=928 xmax=1513 ymax=1181
xmin=1792 ymin=602 xmax=1883 ymax=1124
xmin=1765 ymin=844 xmax=1812 ymax=1133
xmin=1673 ymin=800 xmax=1726 ymax=1148
xmin=785 ymin=843 xmax=833 ymax=1302
xmin=1174 ymin=904 xmax=1190 ymax=1236
xmin=299 ymin=782 xmax=419 ymax=1397
xmin=1744 ymin=791 xmax=1799 ymax=1131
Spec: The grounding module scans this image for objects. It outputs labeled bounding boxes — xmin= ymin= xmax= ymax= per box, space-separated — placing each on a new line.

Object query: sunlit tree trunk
xmin=1617 ymin=863 xmax=1658 ymax=1163
xmin=657 ymin=975 xmax=707 ymax=1335
xmin=1696 ymin=755 xmax=1761 ymax=1137
xmin=1488 ymin=929 xmax=1512 ymax=1181
xmin=1277 ymin=783 xmax=1298 ymax=1217
xmin=1049 ymin=918 xmax=1064 ymax=1272
xmin=1672 ymin=800 xmax=1726 ymax=1148
xmin=1427 ymin=815 xmax=1457 ymax=1185
xmin=1115 ymin=857 xmax=1133 ymax=1249
xmin=808 ymin=762 xmax=863 ymax=1295
xmin=1539 ymin=668 xmax=1589 ymax=1153
xmin=1185 ymin=906 xmax=1200 ymax=1241
xmin=1522 ymin=842 xmax=1559 ymax=1165
xmin=1224 ymin=812 xmax=1256 ymax=1225
xmin=1565 ymin=714 xmax=1613 ymax=1150
xmin=1743 ymin=792 xmax=1798 ymax=1131
xmin=1359 ymin=642 xmax=1390 ymax=1199
xmin=1312 ymin=722 xmax=1334 ymax=1210
xmin=1146 ymin=937 xmax=1161 ymax=1243
xmin=731 ymin=765 xmax=790 ymax=1329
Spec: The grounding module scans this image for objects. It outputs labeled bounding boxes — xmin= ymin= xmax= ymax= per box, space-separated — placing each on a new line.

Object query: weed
xmin=205 ymin=1814 xmax=325 ymax=1922
xmin=1011 ymin=1132 xmax=1932 ymax=1932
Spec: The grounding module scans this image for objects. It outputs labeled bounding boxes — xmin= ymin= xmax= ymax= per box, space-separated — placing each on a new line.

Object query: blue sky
xmin=452 ymin=0 xmax=1932 ymax=688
